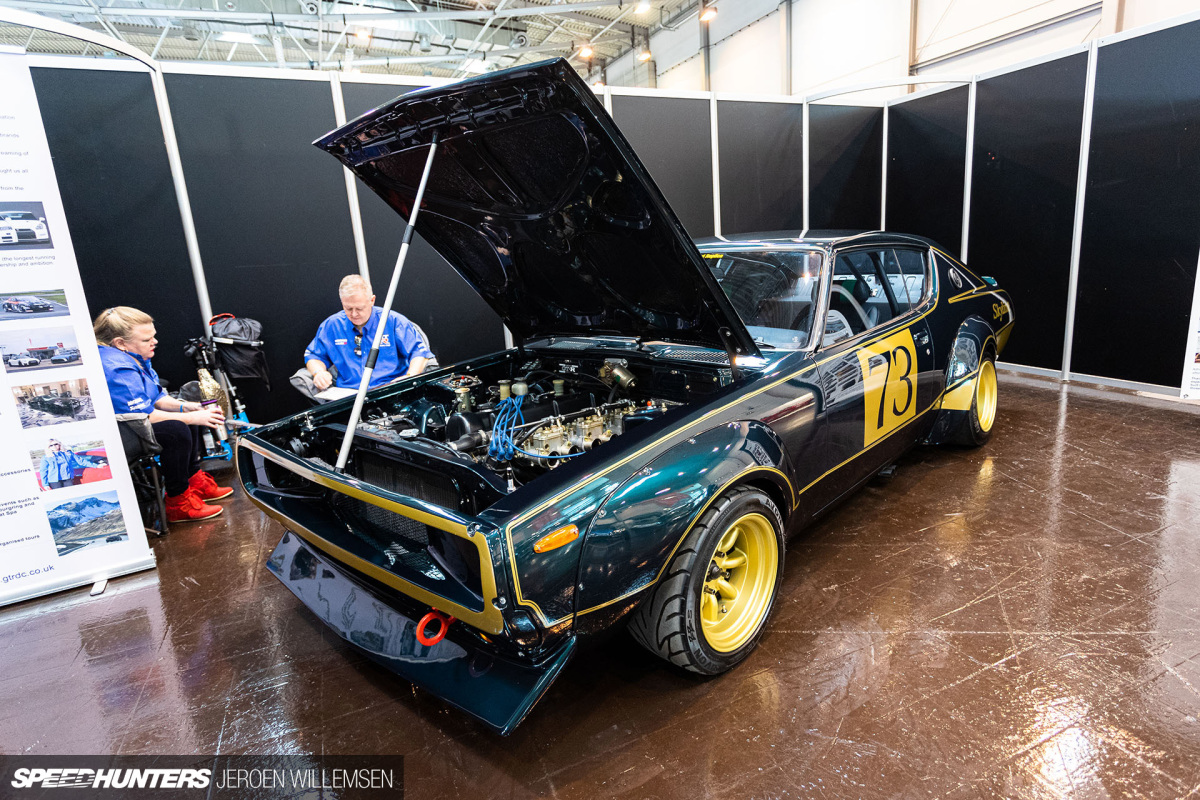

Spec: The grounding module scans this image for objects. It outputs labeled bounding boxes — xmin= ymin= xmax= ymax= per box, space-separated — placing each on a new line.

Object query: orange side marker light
xmin=533 ymin=524 xmax=580 ymax=554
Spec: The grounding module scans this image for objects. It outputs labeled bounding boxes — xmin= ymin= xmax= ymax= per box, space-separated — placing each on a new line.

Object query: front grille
xmin=245 ymin=445 xmax=486 ymax=609
xmin=16 ymin=230 xmax=36 ymax=241
xmin=356 ymin=451 xmax=460 ymax=509
xmin=335 ymin=493 xmax=430 ymax=547
xmin=332 ymin=493 xmax=483 ymax=600
xmin=333 ymin=495 xmax=445 ymax=575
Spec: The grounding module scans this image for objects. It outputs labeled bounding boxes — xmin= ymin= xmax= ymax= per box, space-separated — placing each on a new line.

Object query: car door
xmin=807 ymin=245 xmax=936 ymax=514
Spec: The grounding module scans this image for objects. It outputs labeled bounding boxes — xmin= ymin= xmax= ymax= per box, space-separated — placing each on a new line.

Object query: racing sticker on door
xmin=856 ymin=328 xmax=918 ymax=447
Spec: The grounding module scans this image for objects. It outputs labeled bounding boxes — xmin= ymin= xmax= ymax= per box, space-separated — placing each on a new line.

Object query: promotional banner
xmin=1182 ymin=267 xmax=1200 ymax=400
xmin=0 ymin=46 xmax=155 ymax=606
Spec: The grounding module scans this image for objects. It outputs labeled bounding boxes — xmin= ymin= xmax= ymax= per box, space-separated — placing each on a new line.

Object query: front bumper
xmin=267 ymin=531 xmax=575 ymax=734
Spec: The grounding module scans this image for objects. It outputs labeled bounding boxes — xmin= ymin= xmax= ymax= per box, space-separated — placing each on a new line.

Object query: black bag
xmin=209 ymin=313 xmax=271 ymax=390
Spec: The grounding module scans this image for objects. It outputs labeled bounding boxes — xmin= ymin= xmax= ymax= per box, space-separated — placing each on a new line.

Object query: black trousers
xmin=151 ymin=420 xmax=201 ymax=497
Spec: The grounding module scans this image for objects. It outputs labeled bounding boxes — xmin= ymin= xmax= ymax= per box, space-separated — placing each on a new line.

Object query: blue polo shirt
xmin=304 ymin=307 xmax=434 ymax=389
xmin=98 ymin=345 xmax=168 ymax=414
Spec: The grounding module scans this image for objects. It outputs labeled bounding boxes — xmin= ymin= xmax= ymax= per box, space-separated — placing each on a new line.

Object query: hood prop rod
xmin=335 ymin=133 xmax=440 ymax=473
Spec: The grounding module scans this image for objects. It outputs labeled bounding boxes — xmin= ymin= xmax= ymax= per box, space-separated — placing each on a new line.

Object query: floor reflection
xmin=0 ymin=372 xmax=1198 ymax=799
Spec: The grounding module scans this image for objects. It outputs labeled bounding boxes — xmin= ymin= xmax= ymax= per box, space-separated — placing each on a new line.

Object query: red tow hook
xmin=416 ymin=609 xmax=455 ymax=646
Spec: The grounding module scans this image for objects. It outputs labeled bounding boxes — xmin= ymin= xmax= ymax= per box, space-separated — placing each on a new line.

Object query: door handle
xmin=913 ymin=330 xmax=930 ymax=346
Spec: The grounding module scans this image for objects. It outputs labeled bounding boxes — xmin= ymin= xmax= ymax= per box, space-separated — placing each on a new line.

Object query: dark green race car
xmin=238 ymin=59 xmax=1013 ymax=734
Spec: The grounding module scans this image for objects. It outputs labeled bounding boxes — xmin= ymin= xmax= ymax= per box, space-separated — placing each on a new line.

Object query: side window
xmin=892 ymin=249 xmax=928 ymax=310
xmin=824 ymin=249 xmax=901 ymax=343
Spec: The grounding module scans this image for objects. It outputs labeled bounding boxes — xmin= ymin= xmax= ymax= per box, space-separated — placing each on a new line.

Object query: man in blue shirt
xmin=301 ymin=275 xmax=434 ymax=396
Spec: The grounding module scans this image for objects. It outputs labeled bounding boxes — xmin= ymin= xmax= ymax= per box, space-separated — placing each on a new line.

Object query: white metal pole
xmin=149 ymin=66 xmax=214 ymax=329
xmin=880 ymin=105 xmax=889 ymax=230
xmin=960 ymin=77 xmax=978 ymax=262
xmin=802 ymin=100 xmax=810 ymax=231
xmin=710 ymin=93 xmax=721 ymax=236
xmin=1062 ymin=39 xmax=1099 ymax=381
xmin=330 ymin=73 xmax=370 ymax=279
xmin=336 ymin=135 xmax=440 ymax=472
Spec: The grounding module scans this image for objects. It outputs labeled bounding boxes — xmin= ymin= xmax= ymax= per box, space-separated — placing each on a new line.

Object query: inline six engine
xmin=261 ymin=346 xmax=734 ymax=517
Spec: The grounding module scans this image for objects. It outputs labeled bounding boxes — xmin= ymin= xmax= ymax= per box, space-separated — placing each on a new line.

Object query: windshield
xmin=701 ymin=248 xmax=824 ymax=350
xmin=1 ymin=212 xmax=38 ymax=221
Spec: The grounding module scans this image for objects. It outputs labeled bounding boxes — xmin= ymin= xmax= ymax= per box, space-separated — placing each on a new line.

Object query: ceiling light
xmin=354 ymin=28 xmax=371 ymax=42
xmin=592 ymin=79 xmax=605 ymax=89
xmin=635 ymin=0 xmax=651 ymax=12
xmin=637 ymin=48 xmax=652 ymax=62
xmin=579 ymin=43 xmax=593 ymax=59
xmin=217 ymin=31 xmax=260 ymax=44
xmin=699 ymin=4 xmax=717 ymax=22
xmin=418 ymin=32 xmax=431 ymax=52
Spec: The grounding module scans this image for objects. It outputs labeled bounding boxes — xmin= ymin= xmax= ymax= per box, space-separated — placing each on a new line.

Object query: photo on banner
xmin=0 ymin=46 xmax=154 ymax=608
xmin=11 ymin=378 xmax=95 ymax=427
xmin=0 ymin=324 xmax=81 ymax=373
xmin=1183 ymin=267 xmax=1200 ymax=400
xmin=0 ymin=200 xmax=53 ymax=250
xmin=0 ymin=288 xmax=70 ymax=319
xmin=29 ymin=436 xmax=110 ymax=491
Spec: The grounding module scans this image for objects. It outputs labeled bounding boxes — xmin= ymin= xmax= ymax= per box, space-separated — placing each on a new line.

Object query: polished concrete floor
xmin=2 ymin=372 xmax=1200 ymax=798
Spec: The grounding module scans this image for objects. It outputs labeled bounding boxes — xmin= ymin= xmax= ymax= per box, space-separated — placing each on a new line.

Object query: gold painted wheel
xmin=975 ymin=359 xmax=998 ymax=433
xmin=628 ymin=486 xmax=784 ymax=674
xmin=700 ymin=512 xmax=780 ymax=653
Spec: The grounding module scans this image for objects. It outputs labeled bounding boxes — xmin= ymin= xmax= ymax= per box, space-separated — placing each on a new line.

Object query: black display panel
xmin=968 ymin=53 xmax=1088 ymax=371
xmin=31 ymin=67 xmax=200 ymax=391
xmin=341 ymin=84 xmax=505 ymax=365
xmin=610 ymin=95 xmax=714 ymax=238
xmin=716 ymin=100 xmax=803 ymax=234
xmin=165 ymin=74 xmax=357 ymax=420
xmin=808 ymin=104 xmax=883 ymax=230
xmin=340 ymin=81 xmax=422 ymax=119
xmin=886 ymin=85 xmax=969 ymax=255
xmin=1073 ymin=21 xmax=1200 ymax=387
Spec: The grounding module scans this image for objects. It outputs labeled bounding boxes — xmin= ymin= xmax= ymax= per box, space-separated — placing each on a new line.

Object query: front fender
xmin=572 ymin=420 xmax=793 ymax=636
xmin=926 ymin=316 xmax=997 ymax=445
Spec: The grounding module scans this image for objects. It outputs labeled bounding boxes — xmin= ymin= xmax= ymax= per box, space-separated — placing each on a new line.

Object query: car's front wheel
xmin=628 ymin=486 xmax=783 ymax=675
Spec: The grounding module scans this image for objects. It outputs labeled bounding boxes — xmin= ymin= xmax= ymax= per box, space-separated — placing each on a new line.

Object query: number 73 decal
xmin=855 ymin=328 xmax=918 ymax=447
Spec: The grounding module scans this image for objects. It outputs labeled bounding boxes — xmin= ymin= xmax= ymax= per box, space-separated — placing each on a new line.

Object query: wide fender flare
xmin=927 ymin=316 xmax=996 ymax=445
xmin=571 ymin=420 xmax=794 ymax=634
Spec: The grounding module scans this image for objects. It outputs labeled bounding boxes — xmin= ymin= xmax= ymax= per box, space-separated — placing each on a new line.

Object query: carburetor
xmin=520 ymin=410 xmax=625 ymax=467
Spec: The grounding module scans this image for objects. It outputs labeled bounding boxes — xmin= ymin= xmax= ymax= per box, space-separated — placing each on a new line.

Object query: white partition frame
xmin=12 ymin=6 xmax=1200 ymax=400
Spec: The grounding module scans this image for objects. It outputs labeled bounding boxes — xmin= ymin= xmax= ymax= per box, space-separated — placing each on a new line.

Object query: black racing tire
xmin=954 ymin=356 xmax=998 ymax=447
xmin=628 ymin=486 xmax=784 ymax=675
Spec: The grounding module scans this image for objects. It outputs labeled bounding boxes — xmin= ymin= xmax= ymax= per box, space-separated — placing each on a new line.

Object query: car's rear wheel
xmin=628 ymin=486 xmax=783 ymax=675
xmin=955 ymin=356 xmax=998 ymax=446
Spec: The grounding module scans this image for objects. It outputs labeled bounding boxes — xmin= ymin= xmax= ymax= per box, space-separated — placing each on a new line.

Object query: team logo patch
xmin=334 ymin=338 xmax=348 ymax=346
xmin=380 ymin=334 xmax=390 ymax=347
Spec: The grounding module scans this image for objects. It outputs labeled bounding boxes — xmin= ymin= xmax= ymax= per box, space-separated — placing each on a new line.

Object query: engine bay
xmin=268 ymin=348 xmax=734 ymax=514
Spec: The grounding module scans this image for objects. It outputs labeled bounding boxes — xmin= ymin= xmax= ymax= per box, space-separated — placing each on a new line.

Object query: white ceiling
xmin=0 ymin=0 xmax=699 ymax=79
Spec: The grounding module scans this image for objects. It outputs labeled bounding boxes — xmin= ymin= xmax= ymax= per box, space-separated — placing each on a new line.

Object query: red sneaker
xmin=166 ymin=488 xmax=223 ymax=523
xmin=188 ymin=470 xmax=234 ymax=501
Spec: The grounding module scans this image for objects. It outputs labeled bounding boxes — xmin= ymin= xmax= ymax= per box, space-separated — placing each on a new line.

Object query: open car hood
xmin=315 ymin=59 xmax=759 ymax=358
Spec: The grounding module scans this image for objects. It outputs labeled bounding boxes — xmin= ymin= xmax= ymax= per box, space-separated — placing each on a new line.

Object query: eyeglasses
xmin=354 ymin=333 xmax=363 ymax=357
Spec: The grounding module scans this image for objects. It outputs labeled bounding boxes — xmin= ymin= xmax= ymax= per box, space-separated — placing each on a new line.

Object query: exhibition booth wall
xmin=20 ymin=10 xmax=1200 ymax=420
